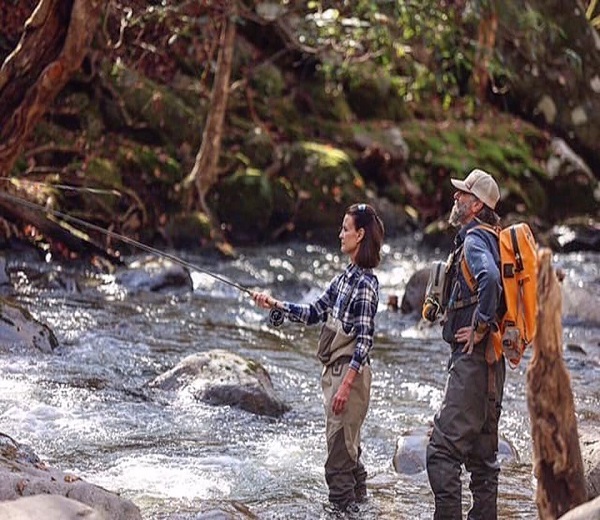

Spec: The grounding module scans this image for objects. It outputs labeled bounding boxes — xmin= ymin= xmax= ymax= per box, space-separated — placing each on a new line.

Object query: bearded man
xmin=425 ymin=168 xmax=506 ymax=520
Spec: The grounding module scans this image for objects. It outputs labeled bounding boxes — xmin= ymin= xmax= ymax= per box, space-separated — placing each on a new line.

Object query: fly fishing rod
xmin=0 ymin=189 xmax=289 ymax=326
xmin=0 ymin=176 xmax=122 ymax=197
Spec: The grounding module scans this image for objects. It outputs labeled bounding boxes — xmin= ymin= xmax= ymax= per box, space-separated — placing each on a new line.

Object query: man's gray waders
xmin=426 ymin=339 xmax=506 ymax=520
xmin=317 ymin=315 xmax=371 ymax=508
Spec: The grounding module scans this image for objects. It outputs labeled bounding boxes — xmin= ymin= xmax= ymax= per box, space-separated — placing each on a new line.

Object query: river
xmin=0 ymin=237 xmax=598 ymax=519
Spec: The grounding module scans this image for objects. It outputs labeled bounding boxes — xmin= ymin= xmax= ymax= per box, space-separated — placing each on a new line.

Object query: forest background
xmin=0 ymin=0 xmax=599 ymax=262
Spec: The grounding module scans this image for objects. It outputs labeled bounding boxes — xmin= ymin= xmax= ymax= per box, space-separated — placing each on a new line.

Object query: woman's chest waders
xmin=317 ymin=315 xmax=372 ymax=506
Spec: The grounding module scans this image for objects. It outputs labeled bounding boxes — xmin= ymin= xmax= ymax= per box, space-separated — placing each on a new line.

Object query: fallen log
xmin=0 ymin=192 xmax=121 ymax=265
xmin=527 ymin=248 xmax=587 ymax=518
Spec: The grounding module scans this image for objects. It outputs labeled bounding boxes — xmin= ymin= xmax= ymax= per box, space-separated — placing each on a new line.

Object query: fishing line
xmin=1 ymin=189 xmax=295 ymax=326
xmin=0 ymin=176 xmax=122 ymax=196
xmin=0 ymin=190 xmax=252 ymax=296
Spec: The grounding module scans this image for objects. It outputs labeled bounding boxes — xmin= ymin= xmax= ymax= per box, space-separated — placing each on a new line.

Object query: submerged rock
xmin=115 ymin=256 xmax=193 ymax=293
xmin=393 ymin=427 xmax=519 ymax=475
xmin=148 ymin=349 xmax=291 ymax=417
xmin=0 ymin=297 xmax=58 ymax=353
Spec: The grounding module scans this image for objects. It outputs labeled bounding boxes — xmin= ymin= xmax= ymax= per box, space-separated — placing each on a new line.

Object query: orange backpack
xmin=461 ymin=222 xmax=538 ymax=368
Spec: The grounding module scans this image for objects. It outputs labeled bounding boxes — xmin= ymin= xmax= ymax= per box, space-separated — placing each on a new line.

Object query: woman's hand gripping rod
xmin=251 ymin=290 xmax=300 ymax=328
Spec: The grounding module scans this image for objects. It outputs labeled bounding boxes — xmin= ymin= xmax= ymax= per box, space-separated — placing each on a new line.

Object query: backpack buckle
xmin=501 ymin=325 xmax=521 ymax=362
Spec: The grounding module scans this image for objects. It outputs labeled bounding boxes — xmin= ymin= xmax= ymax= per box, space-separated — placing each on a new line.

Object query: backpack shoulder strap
xmin=467 ymin=222 xmax=500 ymax=239
xmin=461 ymin=224 xmax=500 ymax=293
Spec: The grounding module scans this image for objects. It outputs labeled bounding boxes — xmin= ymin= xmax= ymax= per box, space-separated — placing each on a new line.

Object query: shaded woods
xmin=0 ymin=1 xmax=598 ymax=257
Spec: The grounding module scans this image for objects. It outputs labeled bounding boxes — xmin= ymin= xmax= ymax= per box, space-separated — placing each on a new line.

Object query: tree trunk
xmin=495 ymin=1 xmax=600 ymax=173
xmin=0 ymin=0 xmax=109 ymax=258
xmin=527 ymin=248 xmax=587 ymax=519
xmin=184 ymin=5 xmax=237 ymax=238
xmin=471 ymin=2 xmax=498 ymax=103
xmin=0 ymin=0 xmax=105 ymax=173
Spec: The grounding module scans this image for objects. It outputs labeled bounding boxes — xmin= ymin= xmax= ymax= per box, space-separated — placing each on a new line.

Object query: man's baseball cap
xmin=450 ymin=168 xmax=500 ymax=210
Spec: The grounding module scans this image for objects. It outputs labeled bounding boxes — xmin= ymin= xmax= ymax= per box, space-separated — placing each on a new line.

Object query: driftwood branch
xmin=0 ymin=193 xmax=120 ymax=264
xmin=527 ymin=248 xmax=587 ymax=519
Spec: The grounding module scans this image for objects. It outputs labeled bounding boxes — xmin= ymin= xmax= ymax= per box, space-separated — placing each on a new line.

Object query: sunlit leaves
xmin=292 ymin=0 xmax=480 ymax=106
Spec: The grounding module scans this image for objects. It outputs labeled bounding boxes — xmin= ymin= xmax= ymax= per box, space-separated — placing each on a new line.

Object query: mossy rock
xmin=117 ymin=145 xmax=183 ymax=185
xmin=281 ymin=142 xmax=366 ymax=239
xmin=240 ymin=128 xmax=274 ymax=169
xmin=86 ymin=157 xmax=122 ymax=187
xmin=106 ymin=61 xmax=204 ymax=148
xmin=32 ymin=120 xmax=73 ymax=147
xmin=257 ymin=94 xmax=306 ymax=140
xmin=400 ymin=116 xmax=550 ymax=220
xmin=343 ymin=63 xmax=409 ymax=121
xmin=77 ymin=157 xmax=123 ymax=214
xmin=162 ymin=212 xmax=212 ymax=249
xmin=212 ymin=168 xmax=274 ymax=243
xmin=302 ymin=81 xmax=354 ymax=123
xmin=250 ymin=62 xmax=285 ymax=98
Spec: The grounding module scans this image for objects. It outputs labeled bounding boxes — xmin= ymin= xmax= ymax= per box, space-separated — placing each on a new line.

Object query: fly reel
xmin=269 ymin=308 xmax=285 ymax=327
xmin=268 ymin=307 xmax=300 ymax=327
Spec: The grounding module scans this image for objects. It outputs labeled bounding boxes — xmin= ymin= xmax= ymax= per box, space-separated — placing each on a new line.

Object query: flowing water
xmin=0 ymin=237 xmax=598 ymax=519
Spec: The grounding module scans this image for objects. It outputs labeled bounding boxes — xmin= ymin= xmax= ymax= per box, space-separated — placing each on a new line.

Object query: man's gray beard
xmin=448 ymin=203 xmax=462 ymax=227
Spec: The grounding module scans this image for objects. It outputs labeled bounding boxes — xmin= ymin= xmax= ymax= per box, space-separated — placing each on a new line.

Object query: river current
xmin=0 ymin=237 xmax=598 ymax=519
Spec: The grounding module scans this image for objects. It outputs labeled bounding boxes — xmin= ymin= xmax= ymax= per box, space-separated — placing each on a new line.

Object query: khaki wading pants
xmin=321 ymin=359 xmax=371 ymax=506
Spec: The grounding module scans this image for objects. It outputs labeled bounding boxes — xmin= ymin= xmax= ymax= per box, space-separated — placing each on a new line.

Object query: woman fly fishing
xmin=252 ymin=202 xmax=385 ymax=513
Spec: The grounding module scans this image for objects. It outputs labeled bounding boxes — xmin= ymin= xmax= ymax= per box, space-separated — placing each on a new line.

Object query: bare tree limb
xmin=183 ymin=4 xmax=237 ymax=243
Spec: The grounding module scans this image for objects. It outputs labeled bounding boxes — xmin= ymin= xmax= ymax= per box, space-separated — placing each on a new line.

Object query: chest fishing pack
xmin=422 ymin=260 xmax=451 ymax=323
xmin=461 ymin=222 xmax=538 ymax=367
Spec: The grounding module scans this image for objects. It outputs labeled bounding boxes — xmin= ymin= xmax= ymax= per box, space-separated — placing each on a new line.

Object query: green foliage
xmin=586 ymin=0 xmax=600 ymax=27
xmin=250 ymin=62 xmax=285 ymax=98
xmin=212 ymin=167 xmax=275 ymax=242
xmin=297 ymin=1 xmax=489 ymax=110
xmin=400 ymin=115 xmax=549 ymax=215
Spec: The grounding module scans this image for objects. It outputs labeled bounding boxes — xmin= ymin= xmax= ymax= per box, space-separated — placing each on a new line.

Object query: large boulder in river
xmin=115 ymin=256 xmax=193 ymax=293
xmin=400 ymin=268 xmax=430 ymax=315
xmin=0 ymin=433 xmax=141 ymax=520
xmin=147 ymin=349 xmax=291 ymax=417
xmin=0 ymin=297 xmax=58 ymax=353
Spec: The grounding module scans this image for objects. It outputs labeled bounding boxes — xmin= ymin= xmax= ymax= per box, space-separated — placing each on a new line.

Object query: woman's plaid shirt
xmin=281 ymin=263 xmax=379 ymax=372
